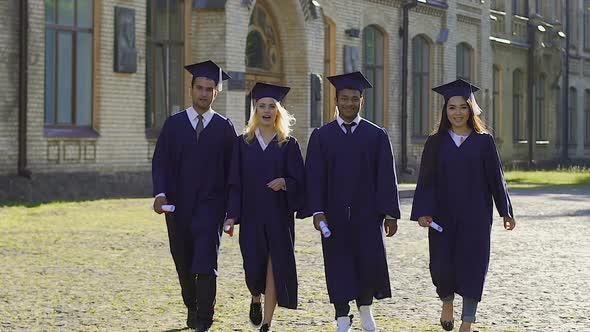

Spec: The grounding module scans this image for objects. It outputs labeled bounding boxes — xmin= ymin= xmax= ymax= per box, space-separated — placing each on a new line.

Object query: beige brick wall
xmin=25 ymin=0 xmax=151 ymax=175
xmin=222 ymin=0 xmax=317 ymax=151
xmin=0 ymin=0 xmax=19 ymax=175
xmin=0 ymin=0 xmax=585 ymax=181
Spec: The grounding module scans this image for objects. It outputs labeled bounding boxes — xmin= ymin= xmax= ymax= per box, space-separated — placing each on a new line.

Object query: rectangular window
xmin=584 ymin=0 xmax=590 ymax=50
xmin=412 ymin=36 xmax=430 ymax=137
xmin=44 ymin=0 xmax=93 ymax=127
xmin=535 ymin=76 xmax=546 ymax=140
xmin=146 ymin=0 xmax=185 ymax=131
xmin=569 ymin=88 xmax=578 ymax=145
xmin=456 ymin=43 xmax=472 ymax=82
xmin=492 ymin=66 xmax=501 ymax=135
xmin=363 ymin=25 xmax=385 ymax=125
xmin=513 ymin=70 xmax=527 ymax=142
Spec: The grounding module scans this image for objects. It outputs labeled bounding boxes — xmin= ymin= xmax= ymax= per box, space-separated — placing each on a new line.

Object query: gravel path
xmin=1 ymin=187 xmax=588 ymax=331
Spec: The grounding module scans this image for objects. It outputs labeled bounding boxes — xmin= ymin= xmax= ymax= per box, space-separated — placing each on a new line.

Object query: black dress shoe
xmin=259 ymin=323 xmax=270 ymax=332
xmin=440 ymin=319 xmax=454 ymax=331
xmin=195 ymin=320 xmax=212 ymax=332
xmin=250 ymin=301 xmax=263 ymax=325
xmin=186 ymin=309 xmax=197 ymax=329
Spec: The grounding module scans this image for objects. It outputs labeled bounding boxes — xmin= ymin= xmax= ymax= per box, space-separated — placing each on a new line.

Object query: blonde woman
xmin=224 ymin=83 xmax=305 ymax=332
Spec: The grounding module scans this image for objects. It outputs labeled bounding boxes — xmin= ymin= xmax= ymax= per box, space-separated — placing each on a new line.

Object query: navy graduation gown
xmin=227 ymin=135 xmax=305 ymax=309
xmin=152 ymin=111 xmax=237 ymax=275
xmin=302 ymin=119 xmax=401 ymax=304
xmin=410 ymin=132 xmax=513 ymax=301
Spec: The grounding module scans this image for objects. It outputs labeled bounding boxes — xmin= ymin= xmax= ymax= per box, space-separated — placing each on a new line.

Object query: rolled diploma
xmin=319 ymin=220 xmax=331 ymax=238
xmin=429 ymin=220 xmax=443 ymax=233
xmin=161 ymin=204 xmax=175 ymax=212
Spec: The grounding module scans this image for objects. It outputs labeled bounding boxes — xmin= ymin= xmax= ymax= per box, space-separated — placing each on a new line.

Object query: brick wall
xmin=0 ymin=1 xmax=20 ymax=175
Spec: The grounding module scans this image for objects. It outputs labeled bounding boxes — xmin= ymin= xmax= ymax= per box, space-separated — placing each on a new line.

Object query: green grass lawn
xmin=505 ymin=167 xmax=590 ymax=188
xmin=0 ymin=199 xmax=519 ymax=331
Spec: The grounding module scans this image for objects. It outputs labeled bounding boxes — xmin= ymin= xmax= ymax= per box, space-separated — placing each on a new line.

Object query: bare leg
xmin=441 ymin=295 xmax=454 ymax=323
xmin=252 ymin=294 xmax=261 ymax=304
xmin=459 ymin=321 xmax=473 ymax=331
xmin=262 ymin=256 xmax=277 ymax=326
xmin=441 ymin=301 xmax=454 ymax=321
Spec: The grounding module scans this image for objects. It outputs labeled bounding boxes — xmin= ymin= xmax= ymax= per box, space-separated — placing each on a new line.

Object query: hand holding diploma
xmin=153 ymin=196 xmax=170 ymax=214
xmin=224 ymin=218 xmax=236 ymax=237
xmin=417 ymin=215 xmax=443 ymax=232
xmin=313 ymin=213 xmax=331 ymax=238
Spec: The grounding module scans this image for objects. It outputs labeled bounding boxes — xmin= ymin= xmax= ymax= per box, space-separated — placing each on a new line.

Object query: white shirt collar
xmin=255 ymin=128 xmax=277 ymax=151
xmin=186 ymin=107 xmax=215 ymax=129
xmin=336 ymin=114 xmax=362 ymax=133
xmin=448 ymin=129 xmax=470 ymax=147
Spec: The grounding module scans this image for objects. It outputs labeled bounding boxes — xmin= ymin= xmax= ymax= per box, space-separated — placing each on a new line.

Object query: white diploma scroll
xmin=429 ymin=220 xmax=443 ymax=233
xmin=152 ymin=204 xmax=175 ymax=212
xmin=319 ymin=220 xmax=331 ymax=238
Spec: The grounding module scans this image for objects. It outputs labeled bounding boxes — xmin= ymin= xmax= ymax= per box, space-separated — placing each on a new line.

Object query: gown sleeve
xmin=375 ymin=128 xmax=401 ymax=219
xmin=299 ymin=128 xmax=324 ymax=218
xmin=224 ymin=119 xmax=238 ymax=208
xmin=483 ymin=134 xmax=514 ymax=218
xmin=410 ymin=135 xmax=438 ymax=221
xmin=285 ymin=138 xmax=305 ymax=216
xmin=226 ymin=138 xmax=242 ymax=223
xmin=151 ymin=118 xmax=173 ymax=197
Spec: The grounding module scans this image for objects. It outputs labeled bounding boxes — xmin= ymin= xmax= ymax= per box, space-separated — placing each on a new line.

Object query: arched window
xmin=569 ymin=87 xmax=578 ymax=145
xmin=363 ymin=25 xmax=385 ymax=125
xmin=513 ymin=69 xmax=526 ymax=141
xmin=412 ymin=35 xmax=431 ymax=136
xmin=146 ymin=0 xmax=185 ymax=131
xmin=246 ymin=3 xmax=281 ymax=73
xmin=535 ymin=74 xmax=546 ymax=140
xmin=492 ymin=66 xmax=501 ymax=134
xmin=456 ymin=42 xmax=473 ymax=81
xmin=245 ymin=1 xmax=283 ymax=123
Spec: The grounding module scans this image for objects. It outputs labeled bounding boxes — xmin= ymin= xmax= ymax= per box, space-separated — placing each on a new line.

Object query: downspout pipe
xmin=400 ymin=0 xmax=417 ymax=174
xmin=562 ymin=0 xmax=570 ymax=162
xmin=18 ymin=0 xmax=31 ymax=178
xmin=526 ymin=0 xmax=535 ymax=168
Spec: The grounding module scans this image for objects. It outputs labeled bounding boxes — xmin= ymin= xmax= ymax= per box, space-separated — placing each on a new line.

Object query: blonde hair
xmin=244 ymin=98 xmax=296 ymax=146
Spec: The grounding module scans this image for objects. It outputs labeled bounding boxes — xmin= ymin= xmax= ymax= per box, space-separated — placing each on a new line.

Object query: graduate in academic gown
xmin=301 ymin=72 xmax=401 ymax=332
xmin=152 ymin=60 xmax=237 ymax=332
xmin=410 ymin=79 xmax=516 ymax=332
xmin=224 ymin=82 xmax=305 ymax=332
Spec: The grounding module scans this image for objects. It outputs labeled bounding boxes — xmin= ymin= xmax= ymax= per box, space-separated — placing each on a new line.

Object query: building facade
xmin=1 ymin=0 xmax=588 ymax=202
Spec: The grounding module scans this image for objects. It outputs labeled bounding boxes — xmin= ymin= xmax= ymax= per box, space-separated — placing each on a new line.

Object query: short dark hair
xmin=191 ymin=76 xmax=218 ymax=89
xmin=335 ymin=88 xmax=363 ymax=98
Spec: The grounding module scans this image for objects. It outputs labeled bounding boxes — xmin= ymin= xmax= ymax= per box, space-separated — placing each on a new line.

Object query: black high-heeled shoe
xmin=259 ymin=323 xmax=270 ymax=332
xmin=440 ymin=318 xmax=454 ymax=331
xmin=249 ymin=301 xmax=263 ymax=326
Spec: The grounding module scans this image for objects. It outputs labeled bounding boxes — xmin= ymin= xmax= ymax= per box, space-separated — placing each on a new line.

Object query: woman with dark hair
xmin=410 ymin=79 xmax=516 ymax=332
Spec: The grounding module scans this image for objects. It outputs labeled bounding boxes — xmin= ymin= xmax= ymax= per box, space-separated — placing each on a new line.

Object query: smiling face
xmin=255 ymin=97 xmax=278 ymax=128
xmin=446 ymin=96 xmax=471 ymax=131
xmin=335 ymin=88 xmax=363 ymax=123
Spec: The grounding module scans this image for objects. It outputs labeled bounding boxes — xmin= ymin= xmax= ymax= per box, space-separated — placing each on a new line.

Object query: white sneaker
xmin=359 ymin=305 xmax=376 ymax=332
xmin=336 ymin=315 xmax=353 ymax=332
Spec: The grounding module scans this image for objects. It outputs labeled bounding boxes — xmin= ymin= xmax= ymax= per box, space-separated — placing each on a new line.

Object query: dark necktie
xmin=195 ymin=114 xmax=204 ymax=142
xmin=343 ymin=122 xmax=357 ymax=135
